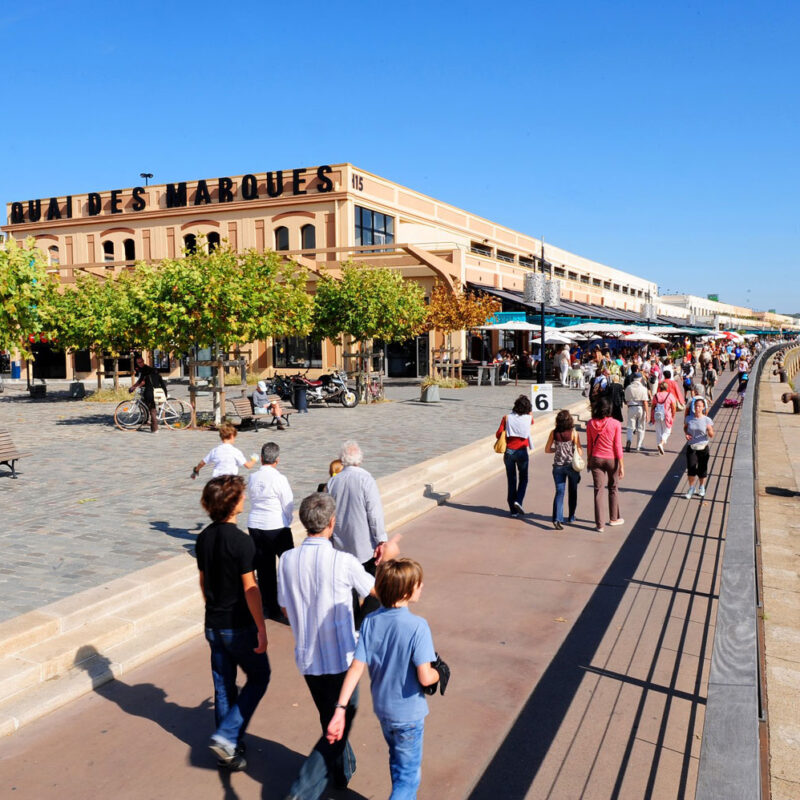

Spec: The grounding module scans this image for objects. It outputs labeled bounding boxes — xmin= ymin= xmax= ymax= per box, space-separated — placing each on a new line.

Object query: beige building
xmin=10 ymin=163 xmax=792 ymax=380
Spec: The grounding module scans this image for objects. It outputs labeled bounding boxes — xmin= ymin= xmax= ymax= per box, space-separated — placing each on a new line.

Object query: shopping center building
xmin=3 ymin=163 xmax=795 ymax=379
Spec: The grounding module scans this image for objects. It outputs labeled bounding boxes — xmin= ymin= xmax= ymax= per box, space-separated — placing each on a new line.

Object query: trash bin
xmin=292 ymin=384 xmax=309 ymax=413
xmin=11 ymin=361 xmax=21 ymax=380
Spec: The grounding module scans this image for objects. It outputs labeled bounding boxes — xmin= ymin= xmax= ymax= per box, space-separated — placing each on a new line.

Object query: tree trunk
xmin=113 ymin=358 xmax=119 ymax=392
xmin=96 ymin=349 xmax=104 ymax=391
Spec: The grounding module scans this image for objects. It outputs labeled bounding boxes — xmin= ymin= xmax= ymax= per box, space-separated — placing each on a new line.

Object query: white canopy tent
xmin=618 ymin=332 xmax=671 ymax=344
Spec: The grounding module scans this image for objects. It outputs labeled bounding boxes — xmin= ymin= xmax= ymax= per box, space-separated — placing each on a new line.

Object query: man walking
xmin=327 ymin=441 xmax=398 ymax=627
xmin=278 ymin=493 xmax=376 ymax=799
xmin=624 ymin=370 xmax=650 ymax=452
xmin=247 ymin=442 xmax=294 ymax=622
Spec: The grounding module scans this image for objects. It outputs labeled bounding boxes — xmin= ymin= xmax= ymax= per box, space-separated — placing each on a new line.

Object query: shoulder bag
xmin=494 ymin=416 xmax=507 ymax=454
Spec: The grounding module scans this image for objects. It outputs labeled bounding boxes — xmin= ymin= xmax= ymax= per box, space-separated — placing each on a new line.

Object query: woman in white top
xmin=495 ymin=395 xmax=533 ymax=517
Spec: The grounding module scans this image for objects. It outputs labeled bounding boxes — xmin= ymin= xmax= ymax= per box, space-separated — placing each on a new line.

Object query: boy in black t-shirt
xmin=197 ymin=476 xmax=270 ymax=771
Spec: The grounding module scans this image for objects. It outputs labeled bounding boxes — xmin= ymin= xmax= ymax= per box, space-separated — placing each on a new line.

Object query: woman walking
xmin=496 ymin=394 xmax=533 ymax=517
xmin=683 ymin=397 xmax=715 ymax=498
xmin=651 ymin=380 xmax=678 ymax=455
xmin=545 ymin=409 xmax=583 ymax=529
xmin=586 ymin=397 xmax=624 ymax=532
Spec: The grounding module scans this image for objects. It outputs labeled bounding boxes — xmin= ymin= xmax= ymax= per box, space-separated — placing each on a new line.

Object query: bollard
xmin=779 ymin=369 xmax=788 ymax=383
xmin=781 ymin=392 xmax=800 ymax=414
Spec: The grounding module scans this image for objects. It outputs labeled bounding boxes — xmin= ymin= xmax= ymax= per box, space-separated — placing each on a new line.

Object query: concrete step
xmin=115 ymin=578 xmax=203 ymax=633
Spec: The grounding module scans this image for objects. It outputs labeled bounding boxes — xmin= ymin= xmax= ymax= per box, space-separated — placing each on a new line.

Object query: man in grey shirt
xmin=327 ymin=440 xmax=398 ymax=627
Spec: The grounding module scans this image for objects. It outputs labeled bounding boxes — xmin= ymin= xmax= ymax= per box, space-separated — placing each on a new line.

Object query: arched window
xmin=207 ymin=231 xmax=221 ymax=252
xmin=102 ymin=241 xmax=114 ymax=262
xmin=274 ymin=226 xmax=289 ymax=251
xmin=183 ymin=233 xmax=197 ymax=254
xmin=123 ymin=238 xmax=136 ymax=261
xmin=48 ymin=245 xmax=60 ymax=266
xmin=301 ymin=224 xmax=316 ymax=250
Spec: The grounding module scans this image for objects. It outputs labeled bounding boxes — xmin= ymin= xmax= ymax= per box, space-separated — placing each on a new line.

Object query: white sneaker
xmin=657 ymin=443 xmax=664 ymax=455
xmin=698 ymin=485 xmax=706 ymax=497
xmin=685 ymin=486 xmax=695 ymax=499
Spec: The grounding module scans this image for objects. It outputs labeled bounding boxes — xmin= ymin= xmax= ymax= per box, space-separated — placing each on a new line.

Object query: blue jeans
xmin=380 ymin=718 xmax=425 ymax=799
xmin=504 ymin=448 xmax=529 ymax=512
xmin=205 ymin=626 xmax=270 ymax=748
xmin=288 ymin=674 xmax=358 ymax=799
xmin=552 ymin=464 xmax=580 ymax=523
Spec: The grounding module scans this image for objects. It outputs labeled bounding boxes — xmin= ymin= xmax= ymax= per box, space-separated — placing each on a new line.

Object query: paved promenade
xmin=0 ymin=375 xmax=745 ymax=798
xmin=0 ymin=379 xmax=574 ymax=622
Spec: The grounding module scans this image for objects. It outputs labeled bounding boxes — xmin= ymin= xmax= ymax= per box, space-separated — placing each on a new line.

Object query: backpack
xmin=705 ymin=368 xmax=716 ymax=383
xmin=654 ymin=393 xmax=668 ymax=422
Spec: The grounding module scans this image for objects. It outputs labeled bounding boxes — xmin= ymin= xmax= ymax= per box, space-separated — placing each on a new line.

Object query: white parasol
xmin=618 ymin=332 xmax=671 ymax=344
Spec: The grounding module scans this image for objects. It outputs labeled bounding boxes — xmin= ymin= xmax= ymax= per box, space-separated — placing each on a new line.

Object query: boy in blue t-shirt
xmin=327 ymin=558 xmax=444 ymax=799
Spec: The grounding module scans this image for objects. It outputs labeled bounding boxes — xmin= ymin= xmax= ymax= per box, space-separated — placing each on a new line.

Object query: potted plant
xmin=420 ymin=376 xmax=441 ymax=403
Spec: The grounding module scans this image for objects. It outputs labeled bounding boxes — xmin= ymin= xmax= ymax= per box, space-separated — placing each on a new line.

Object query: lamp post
xmin=139 ymin=172 xmax=153 ymax=186
xmin=525 ymin=270 xmax=561 ymax=382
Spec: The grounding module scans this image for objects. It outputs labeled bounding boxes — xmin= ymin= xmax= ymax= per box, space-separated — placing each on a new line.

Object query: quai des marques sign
xmin=9 ymin=165 xmax=335 ymax=224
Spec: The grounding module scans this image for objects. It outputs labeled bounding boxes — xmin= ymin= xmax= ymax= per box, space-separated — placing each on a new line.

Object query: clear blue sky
xmin=2 ymin=1 xmax=797 ymax=313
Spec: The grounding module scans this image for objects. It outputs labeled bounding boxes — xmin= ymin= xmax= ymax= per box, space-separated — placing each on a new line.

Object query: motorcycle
xmin=289 ymin=370 xmax=358 ymax=408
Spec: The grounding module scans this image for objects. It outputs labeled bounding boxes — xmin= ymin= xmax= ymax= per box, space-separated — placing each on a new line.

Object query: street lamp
xmin=525 ymin=270 xmax=561 ymax=382
xmin=139 ymin=172 xmax=153 ymax=186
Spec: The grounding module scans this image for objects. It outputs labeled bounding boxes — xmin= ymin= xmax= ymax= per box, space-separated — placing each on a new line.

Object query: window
xmin=496 ymin=250 xmax=515 ymax=264
xmin=470 ymin=241 xmax=492 ymax=257
xmin=272 ymin=336 xmax=322 ymax=368
xmin=613 ymin=283 xmax=621 ymax=292
xmin=123 ymin=238 xmax=135 ymax=261
xmin=208 ymin=232 xmax=221 ymax=252
xmin=553 ymin=266 xmax=566 ymax=278
xmin=593 ymin=278 xmax=602 ymax=287
xmin=102 ymin=241 xmax=114 ymax=262
xmin=48 ymin=245 xmax=60 ymax=266
xmin=183 ymin=233 xmax=197 ymax=254
xmin=275 ymin=226 xmax=289 ymax=251
xmin=568 ymin=271 xmax=578 ymax=281
xmin=519 ymin=256 xmax=535 ymax=269
xmin=355 ymin=205 xmax=394 ymax=247
xmin=580 ymin=274 xmax=590 ymax=284
xmin=301 ymin=224 xmax=316 ymax=250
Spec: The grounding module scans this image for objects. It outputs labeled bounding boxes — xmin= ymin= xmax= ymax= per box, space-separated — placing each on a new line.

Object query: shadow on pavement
xmin=466 ymin=377 xmax=740 ymax=800
xmin=150 ymin=519 xmax=202 ymax=548
xmin=75 ymin=646 xmax=370 ymax=800
xmin=55 ymin=413 xmax=115 ymax=426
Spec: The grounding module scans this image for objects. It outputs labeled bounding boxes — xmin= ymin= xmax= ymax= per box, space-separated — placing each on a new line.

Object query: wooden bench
xmin=0 ymin=428 xmax=31 ymax=478
xmin=228 ymin=395 xmax=292 ymax=430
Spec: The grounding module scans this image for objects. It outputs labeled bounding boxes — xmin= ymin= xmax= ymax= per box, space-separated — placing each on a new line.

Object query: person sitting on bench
xmin=253 ymin=381 xmax=285 ymax=430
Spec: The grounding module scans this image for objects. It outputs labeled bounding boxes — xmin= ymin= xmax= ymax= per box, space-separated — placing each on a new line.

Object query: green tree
xmin=312 ymin=261 xmax=428 ymax=344
xmin=0 ymin=237 xmax=59 ymax=357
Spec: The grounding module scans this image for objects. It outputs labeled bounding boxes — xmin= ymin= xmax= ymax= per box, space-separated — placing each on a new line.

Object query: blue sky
xmin=2 ymin=1 xmax=797 ymax=313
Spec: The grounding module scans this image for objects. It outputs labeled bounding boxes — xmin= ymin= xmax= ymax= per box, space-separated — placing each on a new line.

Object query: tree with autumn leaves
xmin=425 ymin=283 xmax=500 ymax=349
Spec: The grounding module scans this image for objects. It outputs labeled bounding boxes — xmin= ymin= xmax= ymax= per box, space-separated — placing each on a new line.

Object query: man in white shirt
xmin=247 ymin=442 xmax=294 ymax=622
xmin=278 ymin=492 xmax=376 ymax=799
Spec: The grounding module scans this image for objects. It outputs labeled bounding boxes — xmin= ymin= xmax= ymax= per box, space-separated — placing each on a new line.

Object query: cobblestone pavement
xmin=0 ymin=378 xmax=579 ymax=621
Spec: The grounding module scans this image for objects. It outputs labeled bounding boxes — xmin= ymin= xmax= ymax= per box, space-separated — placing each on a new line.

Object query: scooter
xmin=290 ymin=370 xmax=358 ymax=407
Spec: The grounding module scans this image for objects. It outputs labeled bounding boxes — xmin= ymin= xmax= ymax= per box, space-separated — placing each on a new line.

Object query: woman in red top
xmin=496 ymin=394 xmax=533 ymax=517
xmin=586 ymin=396 xmax=625 ymax=532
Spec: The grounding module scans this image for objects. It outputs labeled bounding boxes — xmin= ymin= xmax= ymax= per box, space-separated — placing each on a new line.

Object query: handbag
xmin=571 ymin=448 xmax=585 ymax=472
xmin=494 ymin=416 xmax=507 ymax=454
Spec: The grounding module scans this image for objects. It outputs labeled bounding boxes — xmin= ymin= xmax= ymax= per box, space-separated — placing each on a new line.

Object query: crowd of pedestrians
xmin=495 ymin=337 xmax=760 ymax=531
xmin=193 ymin=438 xmax=448 ymax=800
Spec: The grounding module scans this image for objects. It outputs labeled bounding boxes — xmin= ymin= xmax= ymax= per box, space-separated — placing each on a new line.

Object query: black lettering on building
xmin=65 ymin=196 xmax=73 ymax=218
xmin=194 ymin=180 xmax=211 ymax=205
xmin=87 ymin=193 xmax=102 ymax=216
xmin=266 ymin=170 xmax=284 ymax=198
xmin=27 ymin=199 xmax=42 ymax=222
xmin=316 ymin=165 xmax=334 ymax=192
xmin=241 ymin=174 xmax=259 ymax=200
xmin=292 ymin=168 xmax=307 ymax=195
xmin=166 ymin=182 xmax=188 ymax=208
xmin=110 ymin=190 xmax=123 ymax=214
xmin=10 ymin=202 xmax=24 ymax=224
xmin=131 ymin=186 xmax=146 ymax=211
xmin=45 ymin=197 xmax=61 ymax=220
xmin=218 ymin=177 xmax=234 ymax=203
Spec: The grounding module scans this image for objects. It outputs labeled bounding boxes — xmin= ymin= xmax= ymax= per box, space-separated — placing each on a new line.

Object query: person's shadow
xmin=75 ymin=646 xmax=370 ymax=800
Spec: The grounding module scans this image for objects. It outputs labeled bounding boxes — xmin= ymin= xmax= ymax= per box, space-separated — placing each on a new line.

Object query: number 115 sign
xmin=530 ymin=384 xmax=553 ymax=413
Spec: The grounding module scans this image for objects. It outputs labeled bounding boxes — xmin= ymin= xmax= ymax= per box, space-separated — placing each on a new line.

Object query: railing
xmin=695 ymin=342 xmax=786 ymax=799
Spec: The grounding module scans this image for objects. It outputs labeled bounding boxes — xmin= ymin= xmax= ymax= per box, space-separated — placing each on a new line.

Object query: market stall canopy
xmin=477 ymin=320 xmax=541 ymax=331
xmin=532 ymin=332 xmax=574 ymax=344
xmin=618 ymin=332 xmax=670 ymax=344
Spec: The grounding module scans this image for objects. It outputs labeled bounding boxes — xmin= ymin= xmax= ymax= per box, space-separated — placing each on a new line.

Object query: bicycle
xmin=114 ymin=389 xmax=191 ymax=431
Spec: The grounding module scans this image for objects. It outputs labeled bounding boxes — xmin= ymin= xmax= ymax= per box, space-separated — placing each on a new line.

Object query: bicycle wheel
xmin=162 ymin=398 xmax=191 ymax=429
xmin=114 ymin=399 xmax=145 ymax=431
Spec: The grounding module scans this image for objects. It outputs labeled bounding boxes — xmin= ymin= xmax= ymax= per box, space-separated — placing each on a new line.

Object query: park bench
xmin=0 ymin=427 xmax=31 ymax=478
xmin=228 ymin=395 xmax=292 ymax=431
